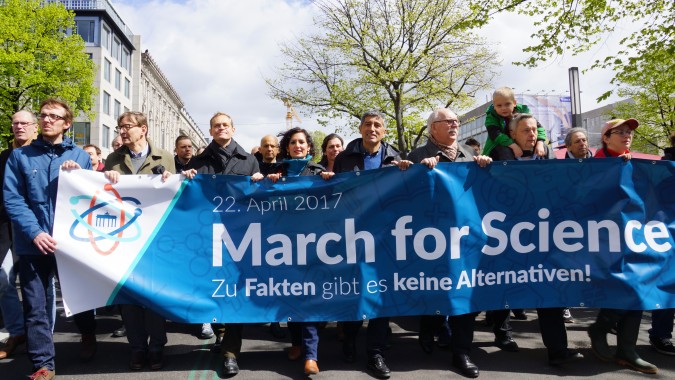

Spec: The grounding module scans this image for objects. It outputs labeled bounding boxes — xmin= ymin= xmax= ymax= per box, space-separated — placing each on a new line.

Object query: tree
xmin=609 ymin=48 xmax=674 ymax=154
xmin=485 ymin=0 xmax=674 ymax=150
xmin=0 ymin=0 xmax=96 ymax=144
xmin=266 ymin=0 xmax=498 ymax=155
xmin=310 ymin=129 xmax=327 ymax=163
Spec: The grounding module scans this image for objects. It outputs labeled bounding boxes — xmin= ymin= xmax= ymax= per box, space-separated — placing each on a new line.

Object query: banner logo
xmin=68 ymin=183 xmax=143 ymax=256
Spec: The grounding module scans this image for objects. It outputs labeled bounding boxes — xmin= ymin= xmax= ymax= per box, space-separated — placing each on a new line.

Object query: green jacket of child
xmin=481 ymin=103 xmax=547 ymax=156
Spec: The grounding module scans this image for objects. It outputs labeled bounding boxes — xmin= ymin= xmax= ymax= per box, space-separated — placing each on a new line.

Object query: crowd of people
xmin=0 ymin=87 xmax=673 ymax=380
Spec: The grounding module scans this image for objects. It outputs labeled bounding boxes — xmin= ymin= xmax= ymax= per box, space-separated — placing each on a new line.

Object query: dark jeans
xmin=288 ymin=322 xmax=320 ymax=360
xmin=343 ymin=317 xmax=389 ymax=357
xmin=121 ymin=304 xmax=167 ymax=353
xmin=19 ymin=255 xmax=57 ymax=371
xmin=650 ymin=308 xmax=675 ymax=340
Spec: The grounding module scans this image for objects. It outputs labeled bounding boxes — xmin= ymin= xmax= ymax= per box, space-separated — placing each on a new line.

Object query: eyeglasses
xmin=115 ymin=123 xmax=139 ymax=132
xmin=11 ymin=121 xmax=35 ymax=127
xmin=39 ymin=113 xmax=66 ymax=121
xmin=433 ymin=119 xmax=460 ymax=125
xmin=212 ymin=123 xmax=233 ymax=130
xmin=609 ymin=129 xmax=633 ymax=137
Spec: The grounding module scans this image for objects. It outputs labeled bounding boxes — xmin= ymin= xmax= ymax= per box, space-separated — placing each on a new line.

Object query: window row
xmin=103 ymin=59 xmax=131 ymax=98
xmin=102 ymin=91 xmax=130 ymax=120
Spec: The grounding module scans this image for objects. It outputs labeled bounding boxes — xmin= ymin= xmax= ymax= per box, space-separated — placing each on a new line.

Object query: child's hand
xmin=509 ymin=143 xmax=523 ymax=158
xmin=534 ymin=141 xmax=546 ymax=157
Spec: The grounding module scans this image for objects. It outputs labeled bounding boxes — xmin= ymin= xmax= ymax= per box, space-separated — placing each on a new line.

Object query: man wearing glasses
xmin=3 ymin=99 xmax=92 ymax=380
xmin=103 ymin=111 xmax=175 ymax=372
xmin=408 ymin=108 xmax=493 ymax=378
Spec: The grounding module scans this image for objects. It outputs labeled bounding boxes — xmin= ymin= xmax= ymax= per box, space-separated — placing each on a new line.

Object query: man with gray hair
xmin=408 ymin=108 xmax=492 ymax=378
xmin=564 ymin=127 xmax=592 ymax=159
xmin=325 ymin=110 xmax=412 ymax=379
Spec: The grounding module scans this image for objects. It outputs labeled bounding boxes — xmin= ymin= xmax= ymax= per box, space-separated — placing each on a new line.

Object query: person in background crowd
xmin=112 ymin=135 xmax=123 ymax=151
xmin=174 ymin=135 xmax=194 ymax=173
xmin=464 ymin=137 xmax=481 ymax=155
xmin=267 ymin=127 xmax=325 ymax=375
xmin=322 ymin=111 xmax=413 ymax=379
xmin=318 ymin=133 xmax=344 ymax=172
xmin=83 ymin=144 xmax=105 ymax=171
xmin=184 ymin=112 xmax=262 ymax=377
xmin=255 ymin=134 xmax=281 ymax=176
xmin=588 ymin=118 xmax=658 ymax=374
xmin=4 ymin=99 xmax=93 ymax=380
xmin=409 ymin=108 xmax=493 ymax=378
xmin=564 ymin=127 xmax=593 ymax=159
xmin=104 ymin=111 xmax=175 ymax=372
xmin=0 ymin=110 xmax=37 ymax=360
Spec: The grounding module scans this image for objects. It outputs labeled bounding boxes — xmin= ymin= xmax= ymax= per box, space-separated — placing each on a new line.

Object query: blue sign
xmin=58 ymin=159 xmax=675 ymax=323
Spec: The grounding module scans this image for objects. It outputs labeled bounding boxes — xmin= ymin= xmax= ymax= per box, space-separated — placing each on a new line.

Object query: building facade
xmin=62 ymin=0 xmax=206 ymax=157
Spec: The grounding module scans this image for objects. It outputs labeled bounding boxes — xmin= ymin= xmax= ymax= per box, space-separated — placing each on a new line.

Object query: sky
xmin=114 ymin=0 xmax=629 ymax=151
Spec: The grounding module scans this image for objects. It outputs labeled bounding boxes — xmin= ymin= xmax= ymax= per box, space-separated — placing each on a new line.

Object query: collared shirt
xmin=129 ymin=143 xmax=149 ymax=159
xmin=363 ymin=148 xmax=383 ymax=170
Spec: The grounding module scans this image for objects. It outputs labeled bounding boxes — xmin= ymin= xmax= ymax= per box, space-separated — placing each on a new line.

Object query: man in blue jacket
xmin=3 ymin=98 xmax=92 ymax=380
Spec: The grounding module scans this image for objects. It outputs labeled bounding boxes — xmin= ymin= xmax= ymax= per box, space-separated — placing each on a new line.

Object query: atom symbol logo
xmin=69 ymin=183 xmax=142 ymax=256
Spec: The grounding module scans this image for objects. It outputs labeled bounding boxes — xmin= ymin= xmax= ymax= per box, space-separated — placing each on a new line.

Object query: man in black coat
xmin=185 ymin=112 xmax=262 ymax=377
xmin=325 ymin=111 xmax=412 ymax=379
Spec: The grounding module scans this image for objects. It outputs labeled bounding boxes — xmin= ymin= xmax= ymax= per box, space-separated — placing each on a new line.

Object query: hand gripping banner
xmin=53 ymin=159 xmax=675 ymax=323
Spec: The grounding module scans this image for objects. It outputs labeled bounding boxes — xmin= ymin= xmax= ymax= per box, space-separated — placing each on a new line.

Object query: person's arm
xmin=3 ymin=152 xmax=46 ymax=249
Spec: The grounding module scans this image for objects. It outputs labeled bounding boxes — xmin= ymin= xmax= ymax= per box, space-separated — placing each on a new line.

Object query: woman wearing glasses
xmin=588 ymin=118 xmax=658 ymax=374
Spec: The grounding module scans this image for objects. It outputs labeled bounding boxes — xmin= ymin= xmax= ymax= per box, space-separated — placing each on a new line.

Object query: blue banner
xmin=55 ymin=158 xmax=675 ymax=323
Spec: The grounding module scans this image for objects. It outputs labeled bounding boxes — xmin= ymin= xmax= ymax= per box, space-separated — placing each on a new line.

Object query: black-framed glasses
xmin=433 ymin=119 xmax=460 ymax=125
xmin=39 ymin=113 xmax=66 ymax=121
xmin=115 ymin=123 xmax=139 ymax=132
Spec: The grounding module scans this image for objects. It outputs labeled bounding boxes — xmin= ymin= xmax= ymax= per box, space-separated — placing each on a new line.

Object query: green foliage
xmin=310 ymin=129 xmax=327 ymax=163
xmin=496 ymin=0 xmax=674 ymax=98
xmin=607 ymin=48 xmax=674 ymax=154
xmin=266 ymin=0 xmax=498 ymax=155
xmin=0 ymin=0 xmax=96 ymax=143
xmin=483 ymin=0 xmax=674 ymax=153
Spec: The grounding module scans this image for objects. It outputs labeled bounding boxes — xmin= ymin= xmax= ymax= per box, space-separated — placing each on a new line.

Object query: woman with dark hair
xmin=267 ymin=127 xmax=324 ymax=375
xmin=318 ymin=133 xmax=344 ymax=172
xmin=588 ymin=118 xmax=658 ymax=374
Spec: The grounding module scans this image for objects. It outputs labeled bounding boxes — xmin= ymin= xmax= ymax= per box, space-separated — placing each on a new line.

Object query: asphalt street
xmin=2 ymin=305 xmax=674 ymax=379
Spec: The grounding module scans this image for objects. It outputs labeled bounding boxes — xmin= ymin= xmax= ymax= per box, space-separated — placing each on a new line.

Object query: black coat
xmin=187 ymin=140 xmax=259 ymax=175
xmin=333 ymin=138 xmax=401 ymax=173
xmin=407 ymin=139 xmax=477 ymax=163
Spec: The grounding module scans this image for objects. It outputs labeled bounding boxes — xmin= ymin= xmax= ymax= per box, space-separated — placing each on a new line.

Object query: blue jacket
xmin=3 ymin=135 xmax=92 ymax=256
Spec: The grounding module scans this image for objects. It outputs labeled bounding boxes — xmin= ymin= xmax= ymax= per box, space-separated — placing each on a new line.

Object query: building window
xmin=102 ymin=91 xmax=110 ymax=115
xmin=115 ymin=69 xmax=121 ymax=91
xmin=102 ymin=125 xmax=110 ymax=150
xmin=121 ymin=47 xmax=130 ymax=71
xmin=75 ymin=20 xmax=96 ymax=43
xmin=114 ymin=100 xmax=121 ymax=120
xmin=71 ymin=122 xmax=90 ymax=146
xmin=124 ymin=78 xmax=130 ymax=98
xmin=112 ymin=36 xmax=121 ymax=62
xmin=102 ymin=23 xmax=111 ymax=51
xmin=103 ymin=59 xmax=111 ymax=82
